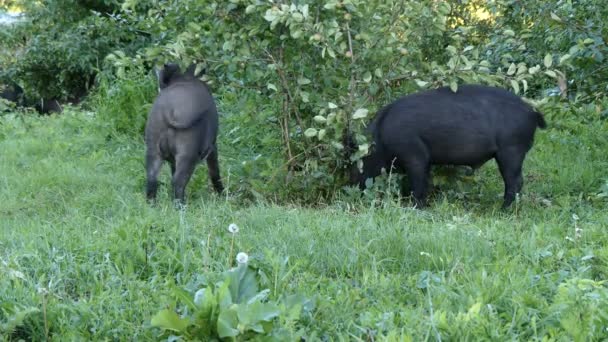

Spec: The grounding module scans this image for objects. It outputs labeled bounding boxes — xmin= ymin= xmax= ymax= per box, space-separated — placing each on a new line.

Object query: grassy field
xmin=1 ymin=105 xmax=607 ymax=341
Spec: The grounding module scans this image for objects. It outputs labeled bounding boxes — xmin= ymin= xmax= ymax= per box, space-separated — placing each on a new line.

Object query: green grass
xmin=1 ymin=106 xmax=607 ymax=341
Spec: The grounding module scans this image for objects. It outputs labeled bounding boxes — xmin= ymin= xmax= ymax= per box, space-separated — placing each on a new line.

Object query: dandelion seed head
xmin=228 ymin=223 xmax=239 ymax=234
xmin=236 ymin=252 xmax=249 ymax=264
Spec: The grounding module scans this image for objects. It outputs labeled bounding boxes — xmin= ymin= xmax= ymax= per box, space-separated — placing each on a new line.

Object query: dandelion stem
xmin=228 ymin=235 xmax=235 ymax=267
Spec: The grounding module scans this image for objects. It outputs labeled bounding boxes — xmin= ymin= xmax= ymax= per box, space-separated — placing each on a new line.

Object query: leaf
xmin=583 ymin=38 xmax=594 ymax=45
xmin=217 ymin=308 xmax=239 ymax=338
xmin=507 ymin=63 xmax=516 ymax=76
xmin=522 ymin=79 xmax=528 ymax=93
xmin=510 ymin=80 xmax=520 ymax=94
xmin=327 ymin=47 xmax=336 ymax=58
xmin=362 ymin=71 xmax=372 ymax=83
xmin=503 ymin=29 xmax=515 ymax=37
xmin=544 ymin=70 xmax=557 ymax=78
xmin=291 ymin=12 xmax=303 ymax=22
xmin=227 ymin=264 xmax=259 ymax=304
xmin=297 ymin=77 xmax=311 ymax=85
xmin=414 ymin=79 xmax=428 ymax=88
xmin=267 ymin=83 xmax=278 ymax=91
xmin=318 ymin=129 xmax=327 ymax=140
xmin=463 ymin=45 xmax=474 ymax=52
xmin=449 ymin=80 xmax=458 ymax=93
xmin=304 ymin=128 xmax=318 ymax=138
xmin=445 ymin=45 xmax=457 ymax=55
xmin=328 ymin=102 xmax=338 ymax=109
xmin=150 ymin=309 xmax=189 ymax=333
xmin=544 ymin=53 xmax=553 ymax=68
xmin=313 ymin=115 xmax=327 ymax=123
xmin=245 ymin=5 xmax=256 ymax=14
xmin=374 ymin=68 xmax=383 ymax=78
xmin=559 ymin=54 xmax=571 ymax=65
xmin=352 ymin=108 xmax=369 ymax=120
xmin=528 ymin=65 xmax=541 ymax=74
xmin=550 ymin=12 xmax=561 ymax=22
xmin=358 ymin=143 xmax=369 ymax=154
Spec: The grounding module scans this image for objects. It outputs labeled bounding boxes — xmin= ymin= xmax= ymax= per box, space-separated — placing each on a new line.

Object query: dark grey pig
xmin=145 ymin=63 xmax=224 ymax=203
xmin=0 ymin=82 xmax=24 ymax=106
xmin=350 ymin=84 xmax=547 ymax=208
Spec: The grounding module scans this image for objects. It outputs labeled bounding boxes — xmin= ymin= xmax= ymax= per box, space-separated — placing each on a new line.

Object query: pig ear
xmin=156 ymin=68 xmax=168 ymax=90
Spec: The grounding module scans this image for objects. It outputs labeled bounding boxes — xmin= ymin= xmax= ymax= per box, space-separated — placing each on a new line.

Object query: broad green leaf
xmin=517 ymin=64 xmax=527 ymax=75
xmin=352 ymin=108 xmax=369 ymax=120
xmin=358 ymin=143 xmax=369 ymax=154
xmin=318 ymin=129 xmax=327 ymax=140
xmin=332 ymin=142 xmax=344 ymax=150
xmin=415 ymin=79 xmax=428 ymax=88
xmin=267 ymin=83 xmax=278 ymax=92
xmin=528 ymin=65 xmax=541 ymax=74
xmin=227 ymin=264 xmax=259 ymax=304
xmin=559 ymin=54 xmax=571 ymax=65
xmin=217 ymin=308 xmax=239 ymax=338
xmin=510 ymin=80 xmax=520 ymax=94
xmin=328 ymin=102 xmax=338 ymax=109
xmin=550 ymin=12 xmax=561 ymax=22
xmin=291 ymin=12 xmax=303 ymax=22
xmin=291 ymin=29 xmax=303 ymax=39
xmin=374 ymin=68 xmax=383 ymax=78
xmin=150 ymin=309 xmax=189 ymax=333
xmin=297 ymin=77 xmax=311 ymax=85
xmin=217 ymin=280 xmax=233 ymax=309
xmin=522 ymin=79 xmax=528 ymax=93
xmin=304 ymin=128 xmax=318 ymax=138
xmin=245 ymin=5 xmax=256 ymax=14
xmin=327 ymin=47 xmax=336 ymax=58
xmin=449 ymin=80 xmax=458 ymax=93
xmin=507 ymin=63 xmax=516 ymax=76
xmin=544 ymin=70 xmax=557 ymax=78
xmin=445 ymin=45 xmax=457 ymax=55
xmin=263 ymin=10 xmax=277 ymax=22
xmin=583 ymin=38 xmax=594 ymax=45
xmin=503 ymin=29 xmax=515 ymax=37
xmin=313 ymin=115 xmax=327 ymax=123
xmin=362 ymin=71 xmax=372 ymax=83
xmin=544 ymin=53 xmax=553 ymax=68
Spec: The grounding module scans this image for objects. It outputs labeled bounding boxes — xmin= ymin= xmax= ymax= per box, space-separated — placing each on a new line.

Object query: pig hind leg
xmin=206 ymin=145 xmax=224 ymax=194
xmin=172 ymin=154 xmax=198 ymax=204
xmin=146 ymin=152 xmax=163 ymax=201
xmin=395 ymin=146 xmax=431 ymax=208
xmin=495 ymin=146 xmax=528 ymax=208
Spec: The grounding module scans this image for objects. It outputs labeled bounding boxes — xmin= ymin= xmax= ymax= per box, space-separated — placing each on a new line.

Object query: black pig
xmin=0 ymin=82 xmax=24 ymax=107
xmin=350 ymin=84 xmax=547 ymax=208
xmin=145 ymin=63 xmax=224 ymax=203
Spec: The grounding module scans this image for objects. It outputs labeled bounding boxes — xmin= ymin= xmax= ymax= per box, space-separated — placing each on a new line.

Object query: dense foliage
xmin=1 ymin=0 xmax=607 ymax=199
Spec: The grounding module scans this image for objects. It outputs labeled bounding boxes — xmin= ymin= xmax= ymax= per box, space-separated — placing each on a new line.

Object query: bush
xmin=92 ymin=66 xmax=156 ymax=137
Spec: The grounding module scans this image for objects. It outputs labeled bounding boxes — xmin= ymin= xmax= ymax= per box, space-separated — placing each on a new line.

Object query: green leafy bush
xmin=92 ymin=66 xmax=156 ymax=137
xmin=151 ymin=262 xmax=314 ymax=340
